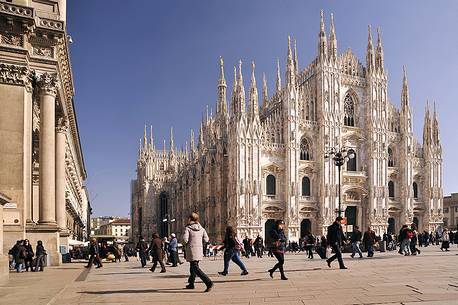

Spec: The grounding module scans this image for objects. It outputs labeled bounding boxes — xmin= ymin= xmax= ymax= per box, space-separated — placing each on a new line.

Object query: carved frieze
xmin=0 ymin=63 xmax=33 ymax=90
xmin=56 ymin=116 xmax=68 ymax=133
xmin=33 ymin=46 xmax=54 ymax=58
xmin=0 ymin=32 xmax=23 ymax=47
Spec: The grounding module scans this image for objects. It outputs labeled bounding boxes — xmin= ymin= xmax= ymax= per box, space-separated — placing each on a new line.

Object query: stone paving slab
xmin=1 ymin=246 xmax=458 ymax=304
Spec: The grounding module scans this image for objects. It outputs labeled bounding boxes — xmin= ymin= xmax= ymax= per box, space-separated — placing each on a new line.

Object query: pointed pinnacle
xmin=320 ymin=9 xmax=325 ymax=32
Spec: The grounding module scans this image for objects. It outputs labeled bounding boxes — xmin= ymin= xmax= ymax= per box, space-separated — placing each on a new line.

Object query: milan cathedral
xmin=131 ymin=12 xmax=443 ymax=243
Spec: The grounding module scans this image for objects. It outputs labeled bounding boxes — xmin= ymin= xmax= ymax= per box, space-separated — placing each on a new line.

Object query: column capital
xmin=37 ymin=72 xmax=59 ymax=96
xmin=56 ymin=116 xmax=68 ymax=133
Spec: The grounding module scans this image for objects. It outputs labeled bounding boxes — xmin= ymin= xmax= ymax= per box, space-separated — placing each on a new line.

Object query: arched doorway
xmin=300 ymin=219 xmax=311 ymax=238
xmin=388 ymin=217 xmax=395 ymax=234
xmin=264 ymin=219 xmax=276 ymax=247
xmin=159 ymin=192 xmax=168 ymax=237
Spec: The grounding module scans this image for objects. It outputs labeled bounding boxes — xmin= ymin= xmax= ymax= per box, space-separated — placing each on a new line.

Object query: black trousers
xmin=188 ymin=261 xmax=212 ymax=286
xmin=87 ymin=253 xmax=102 ymax=268
xmin=327 ymin=243 xmax=345 ymax=268
xmin=139 ymin=252 xmax=147 ymax=267
xmin=306 ymin=246 xmax=314 ymax=259
xmin=170 ymin=250 xmax=178 ymax=266
xmin=271 ymin=251 xmax=285 ymax=276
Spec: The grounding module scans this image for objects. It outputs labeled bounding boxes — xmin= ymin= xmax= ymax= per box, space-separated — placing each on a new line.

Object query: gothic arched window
xmin=388 ymin=147 xmax=395 ymax=167
xmin=347 ymin=152 xmax=357 ymax=171
xmin=300 ymin=137 xmax=311 ymax=160
xmin=388 ymin=181 xmax=395 ymax=198
xmin=344 ymin=94 xmax=355 ymax=126
xmin=413 ymin=182 xmax=418 ymax=199
xmin=302 ymin=176 xmax=311 ymax=196
xmin=266 ymin=174 xmax=276 ymax=196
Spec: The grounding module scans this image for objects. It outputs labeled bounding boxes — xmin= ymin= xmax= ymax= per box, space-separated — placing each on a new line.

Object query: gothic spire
xmin=423 ymin=100 xmax=431 ymax=147
xmin=366 ymin=25 xmax=375 ymax=73
xmin=138 ymin=138 xmax=142 ymax=157
xmin=169 ymin=127 xmax=174 ymax=154
xmin=375 ymin=27 xmax=384 ymax=73
xmin=276 ymin=58 xmax=281 ymax=93
xmin=293 ymin=38 xmax=298 ymax=74
xmin=198 ymin=122 xmax=204 ymax=148
xmin=217 ymin=56 xmax=227 ymax=115
xmin=236 ymin=59 xmax=246 ymax=115
xmin=286 ymin=36 xmax=295 ymax=87
xmin=230 ymin=65 xmax=238 ymax=117
xmin=401 ymin=66 xmax=409 ymax=109
xmin=190 ymin=128 xmax=195 ymax=152
xmin=262 ymin=72 xmax=268 ymax=111
xmin=248 ymin=61 xmax=259 ymax=122
xmin=432 ymin=102 xmax=440 ymax=145
xmin=318 ymin=9 xmax=327 ymax=61
xmin=150 ymin=125 xmax=154 ymax=150
xmin=143 ymin=124 xmax=147 ymax=150
xmin=328 ymin=13 xmax=337 ymax=61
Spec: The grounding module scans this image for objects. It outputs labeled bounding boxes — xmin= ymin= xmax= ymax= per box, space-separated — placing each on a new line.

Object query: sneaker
xmin=350 ymin=254 xmax=354 ymax=258
xmin=241 ymin=270 xmax=249 ymax=276
xmin=160 ymin=270 xmax=166 ymax=273
xmin=185 ymin=284 xmax=195 ymax=289
xmin=340 ymin=266 xmax=348 ymax=270
xmin=281 ymin=276 xmax=288 ymax=280
xmin=218 ymin=271 xmax=227 ymax=276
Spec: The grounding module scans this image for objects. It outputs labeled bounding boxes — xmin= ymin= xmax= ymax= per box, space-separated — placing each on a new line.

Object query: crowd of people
xmin=8 ymin=239 xmax=46 ymax=272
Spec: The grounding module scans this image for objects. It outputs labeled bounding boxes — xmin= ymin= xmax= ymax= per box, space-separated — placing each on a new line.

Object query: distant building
xmin=98 ymin=218 xmax=131 ymax=238
xmin=90 ymin=216 xmax=120 ymax=236
xmin=443 ymin=193 xmax=458 ymax=229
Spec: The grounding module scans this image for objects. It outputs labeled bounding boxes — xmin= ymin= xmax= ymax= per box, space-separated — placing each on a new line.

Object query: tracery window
xmin=300 ymin=137 xmax=311 ymax=160
xmin=266 ymin=174 xmax=276 ymax=196
xmin=347 ymin=152 xmax=357 ymax=171
xmin=388 ymin=147 xmax=395 ymax=167
xmin=302 ymin=176 xmax=311 ymax=196
xmin=344 ymin=94 xmax=355 ymax=126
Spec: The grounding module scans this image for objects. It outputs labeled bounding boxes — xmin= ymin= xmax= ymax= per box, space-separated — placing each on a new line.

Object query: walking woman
xmin=182 ymin=212 xmax=213 ymax=292
xmin=268 ymin=220 xmax=288 ymax=280
xmin=218 ymin=226 xmax=249 ymax=276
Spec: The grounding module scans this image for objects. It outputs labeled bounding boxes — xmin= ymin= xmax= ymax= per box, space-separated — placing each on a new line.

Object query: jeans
xmin=223 ymin=249 xmax=247 ymax=273
xmin=367 ymin=245 xmax=374 ymax=257
xmin=15 ymin=262 xmax=23 ymax=272
xmin=400 ymin=239 xmax=411 ymax=255
xmin=35 ymin=255 xmax=45 ymax=271
xmin=139 ymin=252 xmax=147 ymax=267
xmin=351 ymin=242 xmax=362 ymax=258
xmin=271 ymin=251 xmax=286 ymax=277
xmin=169 ymin=250 xmax=178 ymax=266
xmin=327 ymin=243 xmax=345 ymax=268
xmin=188 ymin=261 xmax=212 ymax=287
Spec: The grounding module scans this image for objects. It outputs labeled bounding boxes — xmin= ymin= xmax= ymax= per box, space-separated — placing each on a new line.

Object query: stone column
xmin=55 ymin=117 xmax=68 ymax=230
xmin=37 ymin=73 xmax=58 ymax=225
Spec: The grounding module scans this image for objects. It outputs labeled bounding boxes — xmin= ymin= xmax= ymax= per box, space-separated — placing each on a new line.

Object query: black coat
xmin=327 ymin=222 xmax=346 ymax=246
xmin=350 ymin=230 xmax=362 ymax=243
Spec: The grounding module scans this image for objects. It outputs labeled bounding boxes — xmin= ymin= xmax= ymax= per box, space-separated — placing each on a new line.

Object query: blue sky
xmin=67 ymin=1 xmax=458 ymax=216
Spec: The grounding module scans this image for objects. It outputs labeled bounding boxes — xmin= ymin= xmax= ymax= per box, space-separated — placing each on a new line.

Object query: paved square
xmin=1 ymin=246 xmax=458 ymax=305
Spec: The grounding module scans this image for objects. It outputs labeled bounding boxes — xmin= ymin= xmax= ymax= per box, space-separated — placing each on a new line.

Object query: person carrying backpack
xmin=218 ymin=226 xmax=248 ymax=276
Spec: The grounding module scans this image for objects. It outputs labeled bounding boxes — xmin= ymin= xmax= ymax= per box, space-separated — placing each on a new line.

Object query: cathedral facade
xmin=131 ymin=12 xmax=443 ymax=244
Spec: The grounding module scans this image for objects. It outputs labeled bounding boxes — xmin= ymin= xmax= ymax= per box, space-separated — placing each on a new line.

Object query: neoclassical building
xmin=0 ymin=0 xmax=89 ymax=267
xmin=131 ymin=12 xmax=443 ymax=244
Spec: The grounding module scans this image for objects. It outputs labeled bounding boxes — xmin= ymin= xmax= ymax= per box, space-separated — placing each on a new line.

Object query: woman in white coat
xmin=182 ymin=212 xmax=213 ymax=292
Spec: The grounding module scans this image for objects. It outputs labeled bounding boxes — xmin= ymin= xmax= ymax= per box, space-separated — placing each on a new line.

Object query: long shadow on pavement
xmin=80 ymin=288 xmax=202 ymax=294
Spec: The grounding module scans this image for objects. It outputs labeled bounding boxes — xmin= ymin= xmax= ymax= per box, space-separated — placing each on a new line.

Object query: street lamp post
xmin=162 ymin=214 xmax=176 ymax=237
xmin=324 ymin=146 xmax=356 ymax=218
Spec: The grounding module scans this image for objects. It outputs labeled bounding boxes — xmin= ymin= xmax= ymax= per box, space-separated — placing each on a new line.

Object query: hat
xmin=171 ymin=233 xmax=176 ymax=238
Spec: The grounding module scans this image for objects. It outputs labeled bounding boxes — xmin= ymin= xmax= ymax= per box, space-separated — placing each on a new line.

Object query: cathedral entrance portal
xmin=300 ymin=219 xmax=311 ymax=238
xmin=264 ymin=219 xmax=275 ymax=248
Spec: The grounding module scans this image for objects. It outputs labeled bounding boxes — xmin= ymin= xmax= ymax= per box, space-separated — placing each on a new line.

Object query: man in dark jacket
xmin=148 ymin=233 xmax=166 ymax=273
xmin=136 ymin=237 xmax=148 ymax=267
xmin=326 ymin=217 xmax=347 ymax=269
xmin=350 ymin=226 xmax=363 ymax=258
xmin=363 ymin=227 xmax=377 ymax=257
xmin=85 ymin=238 xmax=103 ymax=268
xmin=35 ymin=240 xmax=46 ymax=272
